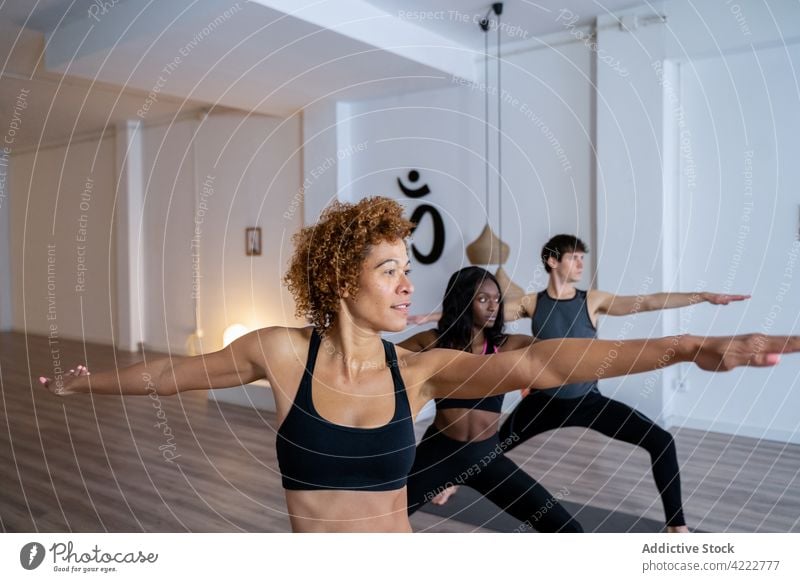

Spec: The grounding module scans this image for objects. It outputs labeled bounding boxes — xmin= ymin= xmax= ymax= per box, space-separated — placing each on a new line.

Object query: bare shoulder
xmin=587 ymin=289 xmax=612 ymax=313
xmin=394 ymin=342 xmax=433 ymax=364
xmin=517 ymin=291 xmax=539 ymax=318
xmin=392 ymin=344 xmax=438 ymax=402
xmin=500 ymin=334 xmax=536 ymax=351
xmin=246 ymin=327 xmax=315 ymax=391
xmin=250 ymin=326 xmax=312 ymax=359
xmin=395 ymin=344 xmax=455 ymax=380
xmin=415 ymin=329 xmax=439 ymax=347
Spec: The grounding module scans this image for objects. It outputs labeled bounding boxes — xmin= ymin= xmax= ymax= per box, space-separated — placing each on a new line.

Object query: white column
xmin=114 ymin=121 xmax=145 ymax=351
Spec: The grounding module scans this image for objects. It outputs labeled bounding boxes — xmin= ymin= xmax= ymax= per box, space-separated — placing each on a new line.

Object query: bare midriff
xmin=433 ymin=408 xmax=500 ymax=443
xmin=285 ymin=488 xmax=412 ymax=532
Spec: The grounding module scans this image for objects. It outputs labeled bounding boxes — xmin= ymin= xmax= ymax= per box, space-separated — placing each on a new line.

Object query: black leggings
xmin=407 ymin=424 xmax=583 ymax=532
xmin=498 ymin=390 xmax=685 ymax=527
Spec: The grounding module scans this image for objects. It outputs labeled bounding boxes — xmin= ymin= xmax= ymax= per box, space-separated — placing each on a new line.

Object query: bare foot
xmin=667 ymin=525 xmax=690 ymax=533
xmin=430 ymin=486 xmax=459 ymax=506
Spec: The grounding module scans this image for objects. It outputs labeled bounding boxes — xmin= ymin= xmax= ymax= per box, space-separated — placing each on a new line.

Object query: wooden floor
xmin=2 ymin=331 xmax=799 ymax=533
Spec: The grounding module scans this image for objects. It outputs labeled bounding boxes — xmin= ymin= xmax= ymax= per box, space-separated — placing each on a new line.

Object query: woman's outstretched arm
xmin=406 ymin=312 xmax=441 ymax=326
xmin=398 ymin=329 xmax=439 ymax=352
xmin=39 ymin=328 xmax=271 ymax=397
xmin=417 ymin=333 xmax=800 ymax=401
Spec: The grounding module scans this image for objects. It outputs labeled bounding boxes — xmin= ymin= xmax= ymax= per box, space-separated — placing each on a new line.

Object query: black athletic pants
xmin=498 ymin=390 xmax=685 ymax=527
xmin=406 ymin=424 xmax=583 ymax=532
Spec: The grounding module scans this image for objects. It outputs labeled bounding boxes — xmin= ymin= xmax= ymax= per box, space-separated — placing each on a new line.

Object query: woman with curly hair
xmin=400 ymin=267 xmax=582 ymax=531
xmin=39 ymin=196 xmax=800 ymax=532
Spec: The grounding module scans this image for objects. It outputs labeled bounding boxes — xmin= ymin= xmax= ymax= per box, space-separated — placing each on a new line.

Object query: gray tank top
xmin=531 ymin=289 xmax=599 ymax=399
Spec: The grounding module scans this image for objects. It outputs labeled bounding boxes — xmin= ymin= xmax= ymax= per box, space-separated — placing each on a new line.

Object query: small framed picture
xmin=245 ymin=227 xmax=261 ymax=256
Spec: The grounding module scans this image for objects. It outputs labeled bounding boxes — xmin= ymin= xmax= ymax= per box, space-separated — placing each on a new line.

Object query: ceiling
xmin=0 ymin=0 xmax=648 ymax=149
xmin=1 ymin=0 xmax=113 ymax=32
xmin=363 ymin=0 xmax=644 ymax=48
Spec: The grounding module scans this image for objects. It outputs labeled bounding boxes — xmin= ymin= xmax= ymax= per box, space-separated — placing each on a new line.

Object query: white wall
xmin=672 ymin=44 xmax=800 ymax=442
xmin=301 ymin=100 xmax=340 ymax=225
xmin=8 ymin=110 xmax=303 ymax=356
xmin=595 ymin=0 xmax=800 ymax=441
xmin=10 ymin=136 xmax=118 ymax=344
xmin=343 ymin=39 xmax=594 ymax=341
xmin=593 ymin=2 xmax=671 ymax=422
xmin=341 ymin=84 xmax=483 ymax=326
xmin=334 ymin=39 xmax=592 ymax=418
xmin=335 ymin=1 xmax=800 ymax=442
xmin=141 ymin=111 xmax=304 ymax=354
xmin=500 ymin=39 xmax=594 ymax=307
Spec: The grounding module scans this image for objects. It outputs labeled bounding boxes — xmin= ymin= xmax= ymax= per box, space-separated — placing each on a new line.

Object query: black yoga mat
xmin=419 ymin=486 xmax=671 ymax=532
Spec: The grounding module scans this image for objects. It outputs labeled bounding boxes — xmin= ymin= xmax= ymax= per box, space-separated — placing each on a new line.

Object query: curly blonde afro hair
xmin=285 ymin=196 xmax=414 ymax=333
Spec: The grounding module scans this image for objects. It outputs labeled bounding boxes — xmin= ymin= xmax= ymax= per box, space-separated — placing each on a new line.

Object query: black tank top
xmin=531 ymin=289 xmax=599 ymax=399
xmin=275 ymin=330 xmax=416 ymax=491
xmin=435 ymin=341 xmax=504 ymax=413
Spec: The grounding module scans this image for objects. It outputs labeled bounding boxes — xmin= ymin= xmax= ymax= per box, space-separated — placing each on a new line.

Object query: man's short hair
xmin=541 ymin=234 xmax=589 ymax=273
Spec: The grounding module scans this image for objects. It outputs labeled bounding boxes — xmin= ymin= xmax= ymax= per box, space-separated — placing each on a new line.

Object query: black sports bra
xmin=435 ymin=341 xmax=505 ymax=414
xmin=275 ymin=330 xmax=416 ymax=491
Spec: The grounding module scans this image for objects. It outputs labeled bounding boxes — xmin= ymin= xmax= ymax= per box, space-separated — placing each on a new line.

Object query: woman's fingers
xmin=748 ymin=353 xmax=781 ymax=367
xmin=38 ymin=364 xmax=90 ymax=394
xmin=755 ymin=335 xmax=800 ymax=355
xmin=38 ymin=376 xmax=60 ymax=394
xmin=725 ymin=294 xmax=750 ymax=302
xmin=63 ymin=364 xmax=90 ymax=377
xmin=780 ymin=336 xmax=800 ymax=354
xmin=709 ymin=293 xmax=750 ymax=304
xmin=732 ymin=335 xmax=800 ymax=368
xmin=696 ymin=335 xmax=798 ymax=371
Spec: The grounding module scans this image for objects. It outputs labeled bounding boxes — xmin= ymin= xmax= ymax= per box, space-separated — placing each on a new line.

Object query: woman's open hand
xmin=39 ymin=364 xmax=90 ymax=396
xmin=691 ymin=334 xmax=797 ymax=371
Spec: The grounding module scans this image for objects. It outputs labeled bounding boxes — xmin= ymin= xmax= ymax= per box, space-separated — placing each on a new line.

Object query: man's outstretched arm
xmin=592 ymin=290 xmax=750 ymax=317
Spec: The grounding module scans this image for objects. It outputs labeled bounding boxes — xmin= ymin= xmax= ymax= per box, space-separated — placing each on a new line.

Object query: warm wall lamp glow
xmin=223 ymin=323 xmax=249 ymax=347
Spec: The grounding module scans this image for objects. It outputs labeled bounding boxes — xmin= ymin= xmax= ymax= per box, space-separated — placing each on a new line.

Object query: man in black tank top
xmin=499 ymin=234 xmax=750 ymax=532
